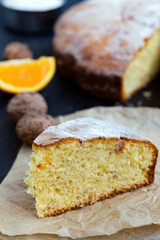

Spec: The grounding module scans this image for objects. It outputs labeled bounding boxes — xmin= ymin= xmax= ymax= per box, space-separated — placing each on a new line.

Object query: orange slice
xmin=0 ymin=56 xmax=56 ymax=94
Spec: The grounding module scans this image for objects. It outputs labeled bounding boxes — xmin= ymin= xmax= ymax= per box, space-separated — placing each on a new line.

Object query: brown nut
xmin=7 ymin=92 xmax=48 ymax=121
xmin=16 ymin=114 xmax=55 ymax=145
xmin=4 ymin=42 xmax=33 ymax=60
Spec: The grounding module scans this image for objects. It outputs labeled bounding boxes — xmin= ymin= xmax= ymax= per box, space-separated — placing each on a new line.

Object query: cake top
xmin=34 ymin=117 xmax=148 ymax=146
xmin=54 ymin=0 xmax=160 ymax=76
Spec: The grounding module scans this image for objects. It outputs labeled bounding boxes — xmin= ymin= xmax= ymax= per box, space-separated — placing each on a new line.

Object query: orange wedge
xmin=0 ymin=56 xmax=56 ymax=94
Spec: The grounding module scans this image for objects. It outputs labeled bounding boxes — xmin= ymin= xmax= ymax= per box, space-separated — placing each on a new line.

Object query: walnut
xmin=4 ymin=42 xmax=33 ymax=60
xmin=16 ymin=114 xmax=55 ymax=145
xmin=7 ymin=92 xmax=48 ymax=121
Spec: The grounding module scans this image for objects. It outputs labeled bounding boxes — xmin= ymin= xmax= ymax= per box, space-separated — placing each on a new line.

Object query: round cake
xmin=53 ymin=0 xmax=160 ymax=102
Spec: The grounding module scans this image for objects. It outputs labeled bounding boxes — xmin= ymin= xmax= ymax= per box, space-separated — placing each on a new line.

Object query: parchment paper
xmin=0 ymin=107 xmax=160 ymax=240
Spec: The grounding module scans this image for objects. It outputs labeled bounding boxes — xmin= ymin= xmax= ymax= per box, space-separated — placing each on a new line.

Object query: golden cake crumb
xmin=24 ymin=118 xmax=158 ymax=217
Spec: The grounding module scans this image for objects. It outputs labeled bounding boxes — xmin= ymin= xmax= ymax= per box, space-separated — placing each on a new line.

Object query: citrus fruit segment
xmin=0 ymin=57 xmax=56 ymax=94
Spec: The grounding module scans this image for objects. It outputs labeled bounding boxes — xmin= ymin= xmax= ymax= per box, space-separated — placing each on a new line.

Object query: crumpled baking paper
xmin=0 ymin=106 xmax=160 ymax=240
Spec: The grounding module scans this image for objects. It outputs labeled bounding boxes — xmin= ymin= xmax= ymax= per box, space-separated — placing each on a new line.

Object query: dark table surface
xmin=0 ymin=0 xmax=160 ymax=183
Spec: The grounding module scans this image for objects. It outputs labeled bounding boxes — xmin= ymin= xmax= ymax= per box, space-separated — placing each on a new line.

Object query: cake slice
xmin=24 ymin=118 xmax=158 ymax=217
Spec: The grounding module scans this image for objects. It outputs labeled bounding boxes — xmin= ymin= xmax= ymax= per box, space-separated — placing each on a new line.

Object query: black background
xmin=0 ymin=0 xmax=160 ymax=183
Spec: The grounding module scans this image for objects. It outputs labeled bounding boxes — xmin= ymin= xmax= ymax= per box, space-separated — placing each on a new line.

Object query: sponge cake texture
xmin=24 ymin=118 xmax=158 ymax=217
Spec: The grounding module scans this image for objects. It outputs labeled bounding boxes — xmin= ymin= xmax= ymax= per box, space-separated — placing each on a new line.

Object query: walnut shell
xmin=16 ymin=114 xmax=55 ymax=145
xmin=7 ymin=92 xmax=48 ymax=121
xmin=4 ymin=42 xmax=33 ymax=60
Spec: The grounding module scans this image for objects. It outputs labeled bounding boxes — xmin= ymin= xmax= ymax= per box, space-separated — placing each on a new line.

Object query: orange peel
xmin=0 ymin=56 xmax=56 ymax=94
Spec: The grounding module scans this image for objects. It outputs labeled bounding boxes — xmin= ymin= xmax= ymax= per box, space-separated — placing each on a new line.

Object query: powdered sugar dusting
xmin=34 ymin=118 xmax=148 ymax=146
xmin=54 ymin=0 xmax=160 ymax=76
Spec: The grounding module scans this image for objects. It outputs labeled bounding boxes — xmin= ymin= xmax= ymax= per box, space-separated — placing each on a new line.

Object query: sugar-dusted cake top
xmin=54 ymin=0 xmax=160 ymax=76
xmin=34 ymin=117 xmax=148 ymax=146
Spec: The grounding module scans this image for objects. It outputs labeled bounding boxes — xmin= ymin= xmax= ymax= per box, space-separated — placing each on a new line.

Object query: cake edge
xmin=54 ymin=51 xmax=122 ymax=101
xmin=53 ymin=28 xmax=160 ymax=102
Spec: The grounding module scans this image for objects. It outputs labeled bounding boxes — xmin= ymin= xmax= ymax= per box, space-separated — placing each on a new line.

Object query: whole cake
xmin=53 ymin=0 xmax=160 ymax=102
xmin=24 ymin=118 xmax=158 ymax=217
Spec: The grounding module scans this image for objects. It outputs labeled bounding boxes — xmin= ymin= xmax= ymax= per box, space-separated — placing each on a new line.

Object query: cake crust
xmin=55 ymin=52 xmax=122 ymax=101
xmin=34 ymin=118 xmax=149 ymax=146
xmin=55 ymin=46 xmax=160 ymax=102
